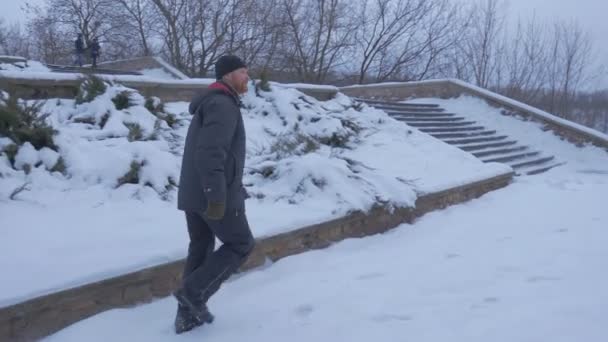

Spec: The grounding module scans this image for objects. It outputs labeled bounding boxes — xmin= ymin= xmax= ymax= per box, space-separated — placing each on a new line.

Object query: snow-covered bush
xmin=111 ymin=90 xmax=135 ymax=110
xmin=0 ymin=91 xmax=57 ymax=158
xmin=75 ymin=75 xmax=107 ymax=104
xmin=144 ymin=96 xmax=164 ymax=114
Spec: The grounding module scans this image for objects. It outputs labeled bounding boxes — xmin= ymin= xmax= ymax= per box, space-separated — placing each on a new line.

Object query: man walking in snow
xmin=174 ymin=55 xmax=255 ymax=334
xmin=74 ymin=34 xmax=85 ymax=67
xmin=89 ymin=38 xmax=100 ymax=68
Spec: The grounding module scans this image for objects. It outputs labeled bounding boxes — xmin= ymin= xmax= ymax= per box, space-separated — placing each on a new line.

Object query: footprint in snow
xmin=445 ymin=253 xmax=460 ymax=259
xmin=497 ymin=236 xmax=513 ymax=242
xmin=371 ymin=313 xmax=413 ymax=323
xmin=470 ymin=297 xmax=500 ymax=310
xmin=527 ymin=275 xmax=562 ymax=283
xmin=355 ymin=272 xmax=385 ymax=280
xmin=483 ymin=297 xmax=499 ymax=303
xmin=294 ymin=304 xmax=314 ymax=317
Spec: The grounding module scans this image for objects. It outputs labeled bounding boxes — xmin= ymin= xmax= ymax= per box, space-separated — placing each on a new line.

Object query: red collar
xmin=208 ymin=81 xmax=240 ymax=105
xmin=208 ymin=81 xmax=231 ymax=93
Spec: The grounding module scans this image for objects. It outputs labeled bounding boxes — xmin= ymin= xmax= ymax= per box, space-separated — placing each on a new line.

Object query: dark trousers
xmin=181 ymin=209 xmax=255 ymax=306
xmin=75 ymin=52 xmax=83 ymax=67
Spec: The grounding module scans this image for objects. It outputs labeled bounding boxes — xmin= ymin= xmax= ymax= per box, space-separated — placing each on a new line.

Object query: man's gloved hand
xmin=205 ymin=201 xmax=225 ymax=220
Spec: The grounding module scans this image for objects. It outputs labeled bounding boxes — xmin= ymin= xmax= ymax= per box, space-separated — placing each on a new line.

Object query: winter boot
xmin=173 ymin=288 xmax=215 ymax=325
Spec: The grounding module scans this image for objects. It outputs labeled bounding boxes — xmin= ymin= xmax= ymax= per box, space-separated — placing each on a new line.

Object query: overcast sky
xmin=1 ymin=0 xmax=606 ymax=88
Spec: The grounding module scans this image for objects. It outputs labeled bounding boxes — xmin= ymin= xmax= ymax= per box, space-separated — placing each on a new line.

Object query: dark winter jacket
xmin=90 ymin=41 xmax=100 ymax=56
xmin=75 ymin=38 xmax=84 ymax=52
xmin=177 ymin=81 xmax=247 ymax=212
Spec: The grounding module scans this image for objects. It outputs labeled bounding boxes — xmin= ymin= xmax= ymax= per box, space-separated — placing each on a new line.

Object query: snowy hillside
xmin=0 ymin=75 xmax=508 ymax=307
xmin=45 ymin=156 xmax=608 ymax=342
xmin=42 ymin=95 xmax=608 ymax=342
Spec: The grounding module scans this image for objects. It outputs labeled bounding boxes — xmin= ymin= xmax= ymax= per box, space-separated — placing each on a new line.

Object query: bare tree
xmin=150 ymin=0 xmax=186 ymax=71
xmin=541 ymin=20 xmax=595 ymax=117
xmin=281 ymin=0 xmax=354 ymax=83
xmin=43 ymin=0 xmax=113 ymax=45
xmin=501 ymin=15 xmax=550 ymax=103
xmin=226 ymin=0 xmax=284 ymax=73
xmin=458 ymin=0 xmax=505 ymax=88
xmin=0 ymin=19 xmax=31 ymax=58
xmin=116 ymin=0 xmax=158 ymax=56
xmin=0 ymin=19 xmax=8 ymax=54
xmin=350 ymin=0 xmax=463 ymax=84
xmin=190 ymin=0 xmax=241 ymax=76
xmin=150 ymin=0 xmax=251 ymax=77
xmin=23 ymin=0 xmax=144 ymax=63
xmin=405 ymin=0 xmax=464 ymax=80
xmin=556 ymin=21 xmax=594 ymax=117
xmin=352 ymin=0 xmax=425 ymax=84
xmin=367 ymin=0 xmax=460 ymax=82
xmin=26 ymin=15 xmax=71 ymax=64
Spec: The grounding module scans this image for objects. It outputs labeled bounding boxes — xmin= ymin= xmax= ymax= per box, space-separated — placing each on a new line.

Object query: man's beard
xmin=234 ymin=79 xmax=248 ymax=94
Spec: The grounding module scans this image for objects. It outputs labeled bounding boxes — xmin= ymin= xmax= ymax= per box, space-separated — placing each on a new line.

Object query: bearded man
xmin=174 ymin=55 xmax=255 ymax=334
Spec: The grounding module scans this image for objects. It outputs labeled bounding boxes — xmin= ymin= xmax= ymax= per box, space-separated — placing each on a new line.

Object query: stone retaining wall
xmin=0 ymin=76 xmax=337 ymax=102
xmin=0 ymin=171 xmax=513 ymax=341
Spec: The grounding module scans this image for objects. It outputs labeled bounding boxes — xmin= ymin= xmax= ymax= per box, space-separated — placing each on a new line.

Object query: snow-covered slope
xmin=44 ymin=148 xmax=608 ymax=342
xmin=0 ymin=79 xmax=508 ymax=307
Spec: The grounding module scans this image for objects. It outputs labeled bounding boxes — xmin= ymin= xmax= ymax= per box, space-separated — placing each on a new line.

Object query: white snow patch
xmin=38 ymin=147 xmax=60 ymax=170
xmin=44 ymin=163 xmax=608 ymax=342
xmin=139 ymin=68 xmax=180 ymax=80
xmin=152 ymin=57 xmax=190 ymax=80
xmin=13 ymin=142 xmax=39 ymax=170
xmin=0 ymin=60 xmax=51 ymax=72
xmin=0 ymin=137 xmax=14 ymax=150
xmin=278 ymin=83 xmax=339 ymax=91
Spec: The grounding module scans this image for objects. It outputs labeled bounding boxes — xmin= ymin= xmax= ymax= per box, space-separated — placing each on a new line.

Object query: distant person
xmin=74 ymin=34 xmax=85 ymax=67
xmin=89 ymin=38 xmax=100 ymax=68
xmin=173 ymin=55 xmax=254 ymax=334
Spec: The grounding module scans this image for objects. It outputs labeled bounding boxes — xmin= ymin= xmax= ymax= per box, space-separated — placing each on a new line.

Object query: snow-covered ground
xmin=44 ymin=148 xmax=608 ymax=342
xmin=0 ymin=81 xmax=507 ymax=307
xmin=139 ymin=68 xmax=181 ymax=80
xmin=0 ymin=60 xmax=51 ymax=73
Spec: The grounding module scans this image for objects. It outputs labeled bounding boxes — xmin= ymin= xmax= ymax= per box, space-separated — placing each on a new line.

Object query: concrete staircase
xmin=357 ymin=98 xmax=564 ymax=176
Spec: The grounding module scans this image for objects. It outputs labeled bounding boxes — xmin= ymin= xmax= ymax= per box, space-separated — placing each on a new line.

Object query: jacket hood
xmin=188 ymin=81 xmax=240 ymax=115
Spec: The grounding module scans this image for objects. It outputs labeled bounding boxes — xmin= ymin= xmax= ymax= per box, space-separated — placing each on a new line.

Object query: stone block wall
xmin=0 ymin=76 xmax=337 ymax=103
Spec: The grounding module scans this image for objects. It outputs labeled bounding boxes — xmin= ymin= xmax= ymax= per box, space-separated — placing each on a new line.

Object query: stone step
xmin=519 ymin=162 xmax=566 ymax=176
xmin=389 ymin=112 xmax=457 ymax=118
xmin=407 ymin=121 xmax=477 ymax=128
xmin=369 ymin=105 xmax=446 ymax=113
xmin=457 ymin=140 xmax=518 ymax=152
xmin=352 ymin=98 xmax=559 ymax=176
xmin=444 ymin=135 xmax=508 ymax=145
xmin=481 ymin=150 xmax=541 ymax=163
xmin=420 ymin=126 xmax=486 ymax=133
xmin=510 ymin=155 xmax=555 ymax=169
xmin=472 ymin=145 xmax=529 ymax=158
xmin=356 ymin=98 xmax=440 ymax=108
xmin=430 ymin=130 xmax=497 ymax=139
xmin=394 ymin=116 xmax=466 ymax=122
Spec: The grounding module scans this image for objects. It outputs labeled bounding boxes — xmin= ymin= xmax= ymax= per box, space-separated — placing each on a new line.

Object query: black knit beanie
xmin=215 ymin=55 xmax=247 ymax=80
